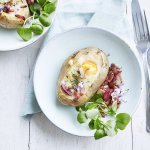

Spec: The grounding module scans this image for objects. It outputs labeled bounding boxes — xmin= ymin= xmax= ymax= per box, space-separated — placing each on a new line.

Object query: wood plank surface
xmin=30 ymin=113 xmax=132 ymax=150
xmin=0 ymin=39 xmax=42 ymax=150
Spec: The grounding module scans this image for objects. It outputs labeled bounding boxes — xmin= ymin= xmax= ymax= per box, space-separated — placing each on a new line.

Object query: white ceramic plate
xmin=34 ymin=27 xmax=143 ymax=137
xmin=0 ymin=2 xmax=58 ymax=51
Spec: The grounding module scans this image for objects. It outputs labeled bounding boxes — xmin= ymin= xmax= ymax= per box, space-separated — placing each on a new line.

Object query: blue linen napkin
xmin=21 ymin=0 xmax=132 ymax=116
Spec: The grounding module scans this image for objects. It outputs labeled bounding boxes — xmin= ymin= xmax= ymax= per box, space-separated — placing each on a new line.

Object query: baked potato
xmin=57 ymin=47 xmax=109 ymax=106
xmin=0 ymin=0 xmax=29 ymax=28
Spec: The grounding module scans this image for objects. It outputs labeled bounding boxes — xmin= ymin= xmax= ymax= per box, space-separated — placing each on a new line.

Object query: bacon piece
xmin=15 ymin=14 xmax=26 ymax=20
xmin=3 ymin=5 xmax=10 ymax=13
xmin=103 ymin=88 xmax=114 ymax=105
xmin=26 ymin=0 xmax=34 ymax=4
xmin=111 ymin=63 xmax=121 ymax=75
xmin=1 ymin=1 xmax=14 ymax=13
xmin=101 ymin=63 xmax=122 ymax=89
xmin=20 ymin=5 xmax=27 ymax=8
xmin=99 ymin=63 xmax=123 ymax=106
xmin=107 ymin=70 xmax=114 ymax=82
xmin=8 ymin=9 xmax=14 ymax=12
xmin=4 ymin=2 xmax=12 ymax=5
xmin=73 ymin=91 xmax=80 ymax=100
xmin=61 ymin=85 xmax=72 ymax=96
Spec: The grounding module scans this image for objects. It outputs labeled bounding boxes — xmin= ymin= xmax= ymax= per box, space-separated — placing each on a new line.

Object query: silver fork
xmin=132 ymin=10 xmax=150 ymax=132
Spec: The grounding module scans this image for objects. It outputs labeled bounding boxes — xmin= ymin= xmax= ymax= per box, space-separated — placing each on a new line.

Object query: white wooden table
xmin=0 ymin=0 xmax=150 ymax=150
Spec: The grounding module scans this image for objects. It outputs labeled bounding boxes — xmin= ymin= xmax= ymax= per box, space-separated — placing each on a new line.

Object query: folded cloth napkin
xmin=21 ymin=0 xmax=132 ymax=116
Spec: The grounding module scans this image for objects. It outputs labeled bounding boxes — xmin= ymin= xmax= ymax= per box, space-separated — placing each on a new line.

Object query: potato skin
xmin=57 ymin=47 xmax=109 ymax=106
xmin=0 ymin=0 xmax=29 ymax=29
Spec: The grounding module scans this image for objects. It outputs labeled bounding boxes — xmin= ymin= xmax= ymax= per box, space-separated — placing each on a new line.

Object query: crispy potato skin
xmin=0 ymin=0 xmax=29 ymax=29
xmin=57 ymin=47 xmax=109 ymax=106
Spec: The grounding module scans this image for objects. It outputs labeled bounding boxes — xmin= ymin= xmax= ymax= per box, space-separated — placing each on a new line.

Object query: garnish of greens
xmin=76 ymin=93 xmax=131 ymax=140
xmin=17 ymin=0 xmax=57 ymax=41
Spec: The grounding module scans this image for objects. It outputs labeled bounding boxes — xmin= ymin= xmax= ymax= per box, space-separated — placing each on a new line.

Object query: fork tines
xmin=132 ymin=10 xmax=150 ymax=41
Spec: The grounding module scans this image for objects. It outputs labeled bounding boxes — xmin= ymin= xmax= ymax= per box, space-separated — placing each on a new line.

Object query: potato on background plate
xmin=0 ymin=0 xmax=29 ymax=28
xmin=57 ymin=47 xmax=109 ymax=106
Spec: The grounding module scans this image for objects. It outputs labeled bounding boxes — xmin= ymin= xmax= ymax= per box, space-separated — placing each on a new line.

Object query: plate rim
xmin=0 ymin=0 xmax=59 ymax=51
xmin=33 ymin=26 xmax=144 ymax=137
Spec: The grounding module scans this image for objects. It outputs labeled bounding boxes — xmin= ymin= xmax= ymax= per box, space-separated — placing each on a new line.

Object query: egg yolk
xmin=81 ymin=61 xmax=97 ymax=75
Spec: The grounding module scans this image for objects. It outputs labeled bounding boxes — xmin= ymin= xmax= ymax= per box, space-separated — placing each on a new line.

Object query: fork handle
xmin=143 ymin=49 xmax=150 ymax=132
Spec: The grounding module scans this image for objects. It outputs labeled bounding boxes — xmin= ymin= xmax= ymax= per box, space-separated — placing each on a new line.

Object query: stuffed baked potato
xmin=0 ymin=0 xmax=29 ymax=28
xmin=57 ymin=47 xmax=109 ymax=106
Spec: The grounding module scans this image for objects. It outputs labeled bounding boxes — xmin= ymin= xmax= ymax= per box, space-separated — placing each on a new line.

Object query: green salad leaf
xmin=75 ymin=105 xmax=86 ymax=111
xmin=116 ymin=113 xmax=131 ymax=130
xmin=94 ymin=118 xmax=104 ymax=130
xmin=39 ymin=13 xmax=51 ymax=27
xmin=90 ymin=93 xmax=102 ymax=102
xmin=77 ymin=110 xmax=87 ymax=124
xmin=34 ymin=3 xmax=42 ymax=11
xmin=105 ymin=120 xmax=117 ymax=136
xmin=17 ymin=28 xmax=32 ymax=41
xmin=112 ymin=100 xmax=118 ymax=112
xmin=30 ymin=23 xmax=44 ymax=35
xmin=88 ymin=119 xmax=95 ymax=130
xmin=37 ymin=0 xmax=46 ymax=6
xmin=49 ymin=0 xmax=57 ymax=3
xmin=86 ymin=109 xmax=99 ymax=119
xmin=85 ymin=102 xmax=98 ymax=110
xmin=94 ymin=129 xmax=106 ymax=140
xmin=17 ymin=0 xmax=57 ymax=41
xmin=96 ymin=97 xmax=103 ymax=104
xmin=28 ymin=4 xmax=35 ymax=14
xmin=75 ymin=92 xmax=131 ymax=140
xmin=44 ymin=2 xmax=56 ymax=14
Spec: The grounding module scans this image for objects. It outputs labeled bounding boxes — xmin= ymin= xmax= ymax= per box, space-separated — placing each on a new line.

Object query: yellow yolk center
xmin=81 ymin=61 xmax=97 ymax=75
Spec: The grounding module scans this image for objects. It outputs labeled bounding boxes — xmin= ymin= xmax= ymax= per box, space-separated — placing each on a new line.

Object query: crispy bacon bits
xmin=98 ymin=64 xmax=123 ymax=107
xmin=26 ymin=0 xmax=34 ymax=4
xmin=20 ymin=5 xmax=27 ymax=8
xmin=15 ymin=14 xmax=25 ymax=20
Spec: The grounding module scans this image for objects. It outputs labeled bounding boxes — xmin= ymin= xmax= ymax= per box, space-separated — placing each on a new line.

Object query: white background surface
xmin=0 ymin=0 xmax=150 ymax=150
